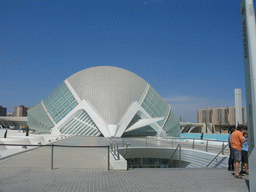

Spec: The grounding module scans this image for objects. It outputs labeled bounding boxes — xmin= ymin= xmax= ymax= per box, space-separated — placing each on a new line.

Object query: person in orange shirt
xmin=231 ymin=124 xmax=248 ymax=179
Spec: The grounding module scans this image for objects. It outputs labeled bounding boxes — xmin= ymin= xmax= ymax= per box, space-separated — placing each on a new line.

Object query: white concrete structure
xmin=240 ymin=0 xmax=256 ymax=191
xmin=234 ymin=89 xmax=243 ymax=127
xmin=0 ymin=117 xmax=28 ymax=129
xmin=180 ymin=122 xmax=213 ymax=134
xmin=28 ymin=66 xmax=180 ymax=138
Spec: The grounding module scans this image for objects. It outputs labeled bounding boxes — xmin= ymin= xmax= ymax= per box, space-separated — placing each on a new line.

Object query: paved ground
xmin=0 ymin=167 xmax=249 ymax=192
xmin=0 ymin=136 xmax=250 ymax=192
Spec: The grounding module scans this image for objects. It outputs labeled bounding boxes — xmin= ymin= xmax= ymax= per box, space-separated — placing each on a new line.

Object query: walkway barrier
xmin=0 ymin=143 xmax=110 ymax=170
xmin=111 ymin=137 xmax=229 ymax=155
xmin=110 ymin=137 xmax=229 ymax=169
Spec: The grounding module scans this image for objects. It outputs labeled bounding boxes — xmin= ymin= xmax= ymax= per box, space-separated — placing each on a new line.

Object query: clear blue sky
xmin=1 ymin=0 xmax=247 ymax=122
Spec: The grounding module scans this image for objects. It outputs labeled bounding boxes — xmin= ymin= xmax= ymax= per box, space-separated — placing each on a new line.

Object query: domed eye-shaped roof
xmin=67 ymin=66 xmax=148 ymax=125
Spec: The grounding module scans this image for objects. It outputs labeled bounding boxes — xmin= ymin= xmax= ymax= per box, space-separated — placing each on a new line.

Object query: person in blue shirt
xmin=240 ymin=131 xmax=249 ymax=174
xmin=228 ymin=128 xmax=235 ymax=171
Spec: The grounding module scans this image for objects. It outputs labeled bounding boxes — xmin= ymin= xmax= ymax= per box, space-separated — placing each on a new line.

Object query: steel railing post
xmin=123 ymin=144 xmax=130 ymax=159
xmin=206 ymin=140 xmax=208 ymax=152
xmin=51 ymin=144 xmax=54 ymax=170
xmin=146 ymin=138 xmax=147 ymax=147
xmin=108 ymin=146 xmax=110 ymax=171
xmin=192 ymin=139 xmax=194 ymax=149
xmin=179 ymin=146 xmax=181 ymax=167
xmin=222 ymin=141 xmax=224 ymax=155
xmin=117 ymin=144 xmax=120 ymax=160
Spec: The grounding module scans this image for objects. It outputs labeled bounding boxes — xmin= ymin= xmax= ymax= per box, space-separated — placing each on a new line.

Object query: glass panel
xmin=55 ymin=116 xmax=62 ymax=123
xmin=51 ymin=98 xmax=58 ymax=105
xmin=146 ymin=94 xmax=152 ymax=102
xmin=53 ymin=102 xmax=60 ymax=109
xmin=152 ymin=94 xmax=158 ymax=103
xmin=156 ymin=104 xmax=162 ymax=111
xmin=51 ymin=111 xmax=58 ymax=119
xmin=62 ymin=101 xmax=69 ymax=109
xmin=48 ymin=107 xmax=55 ymax=115
xmin=59 ymin=97 xmax=66 ymax=105
xmin=141 ymin=103 xmax=147 ymax=109
xmin=59 ymin=111 xmax=66 ymax=119
xmin=68 ymin=97 xmax=75 ymax=104
xmin=65 ymin=106 xmax=72 ymax=114
xmin=65 ymin=92 xmax=72 ymax=99
xmin=54 ymin=89 xmax=61 ymax=98
xmin=146 ymin=108 xmax=153 ymax=116
xmin=144 ymin=98 xmax=150 ymax=106
xmin=56 ymin=106 xmax=64 ymax=114
xmin=62 ymin=87 xmax=69 ymax=95
xmin=57 ymin=92 xmax=64 ymax=100
xmin=155 ymin=109 xmax=161 ymax=116
xmin=151 ymin=98 xmax=157 ymax=107
xmin=148 ymin=103 xmax=155 ymax=111
xmin=70 ymin=101 xmax=78 ymax=109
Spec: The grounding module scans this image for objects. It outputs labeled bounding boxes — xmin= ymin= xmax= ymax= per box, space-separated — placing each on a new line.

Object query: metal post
xmin=206 ymin=140 xmax=208 ymax=152
xmin=179 ymin=146 xmax=181 ymax=167
xmin=108 ymin=146 xmax=110 ymax=171
xmin=222 ymin=141 xmax=224 ymax=155
xmin=192 ymin=139 xmax=194 ymax=149
xmin=122 ymin=138 xmax=124 ymax=147
xmin=123 ymin=144 xmax=130 ymax=158
xmin=117 ymin=144 xmax=120 ymax=160
xmin=51 ymin=144 xmax=54 ymax=170
xmin=146 ymin=137 xmax=147 ymax=147
xmin=172 ymin=138 xmax=173 ymax=148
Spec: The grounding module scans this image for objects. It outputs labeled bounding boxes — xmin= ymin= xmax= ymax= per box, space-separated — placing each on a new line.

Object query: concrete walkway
xmin=0 ymin=167 xmax=249 ymax=192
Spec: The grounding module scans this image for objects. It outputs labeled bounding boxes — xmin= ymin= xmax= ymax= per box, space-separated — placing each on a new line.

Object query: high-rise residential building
xmin=0 ymin=106 xmax=7 ymax=116
xmin=197 ymin=106 xmax=247 ymax=125
xmin=13 ymin=105 xmax=29 ymax=117
xmin=6 ymin=112 xmax=13 ymax=117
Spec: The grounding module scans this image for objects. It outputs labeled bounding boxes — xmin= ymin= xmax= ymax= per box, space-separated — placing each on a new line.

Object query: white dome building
xmin=28 ymin=66 xmax=180 ymax=137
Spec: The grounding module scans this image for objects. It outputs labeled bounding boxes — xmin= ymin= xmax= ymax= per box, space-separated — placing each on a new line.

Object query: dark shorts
xmin=241 ymin=150 xmax=248 ymax=163
xmin=232 ymin=148 xmax=242 ymax=162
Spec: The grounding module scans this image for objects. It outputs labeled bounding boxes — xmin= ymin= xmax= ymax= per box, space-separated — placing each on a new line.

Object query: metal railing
xmin=109 ymin=142 xmax=120 ymax=160
xmin=0 ymin=143 xmax=110 ymax=170
xmin=109 ymin=141 xmax=131 ymax=160
xmin=111 ymin=137 xmax=229 ymax=155
xmin=206 ymin=143 xmax=229 ymax=168
xmin=167 ymin=144 xmax=181 ymax=167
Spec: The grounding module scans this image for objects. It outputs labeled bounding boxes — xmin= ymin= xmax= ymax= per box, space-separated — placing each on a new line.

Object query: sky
xmin=0 ymin=0 xmax=248 ymax=122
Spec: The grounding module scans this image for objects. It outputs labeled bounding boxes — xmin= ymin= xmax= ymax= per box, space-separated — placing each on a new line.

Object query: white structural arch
xmin=28 ymin=66 xmax=180 ymax=137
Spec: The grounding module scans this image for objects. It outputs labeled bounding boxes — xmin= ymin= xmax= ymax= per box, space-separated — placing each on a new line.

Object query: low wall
xmin=118 ymin=147 xmax=228 ymax=169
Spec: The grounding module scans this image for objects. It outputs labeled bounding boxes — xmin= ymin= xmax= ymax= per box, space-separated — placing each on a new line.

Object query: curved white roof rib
xmin=67 ymin=66 xmax=148 ymax=125
xmin=30 ymin=66 xmax=180 ymax=137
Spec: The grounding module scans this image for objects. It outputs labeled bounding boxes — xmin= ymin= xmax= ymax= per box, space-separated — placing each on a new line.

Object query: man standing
xmin=231 ymin=124 xmax=248 ymax=179
xmin=228 ymin=128 xmax=235 ymax=171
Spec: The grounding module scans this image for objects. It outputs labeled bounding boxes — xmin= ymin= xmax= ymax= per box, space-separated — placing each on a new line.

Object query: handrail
xmin=0 ymin=143 xmax=109 ymax=147
xmin=109 ymin=142 xmax=120 ymax=160
xmin=0 ymin=143 xmax=110 ymax=170
xmin=123 ymin=143 xmax=130 ymax=158
xmin=206 ymin=143 xmax=229 ymax=168
xmin=167 ymin=144 xmax=181 ymax=167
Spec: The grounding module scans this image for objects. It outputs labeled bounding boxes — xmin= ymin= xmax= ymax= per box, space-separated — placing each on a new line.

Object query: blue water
xmin=180 ymin=133 xmax=229 ymax=141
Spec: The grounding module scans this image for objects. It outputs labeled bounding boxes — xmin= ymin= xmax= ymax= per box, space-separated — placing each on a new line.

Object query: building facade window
xmin=43 ymin=82 xmax=78 ymax=123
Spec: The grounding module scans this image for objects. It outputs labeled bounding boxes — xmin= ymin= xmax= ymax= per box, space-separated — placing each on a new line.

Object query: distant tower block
xmin=235 ymin=88 xmax=242 ymax=127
